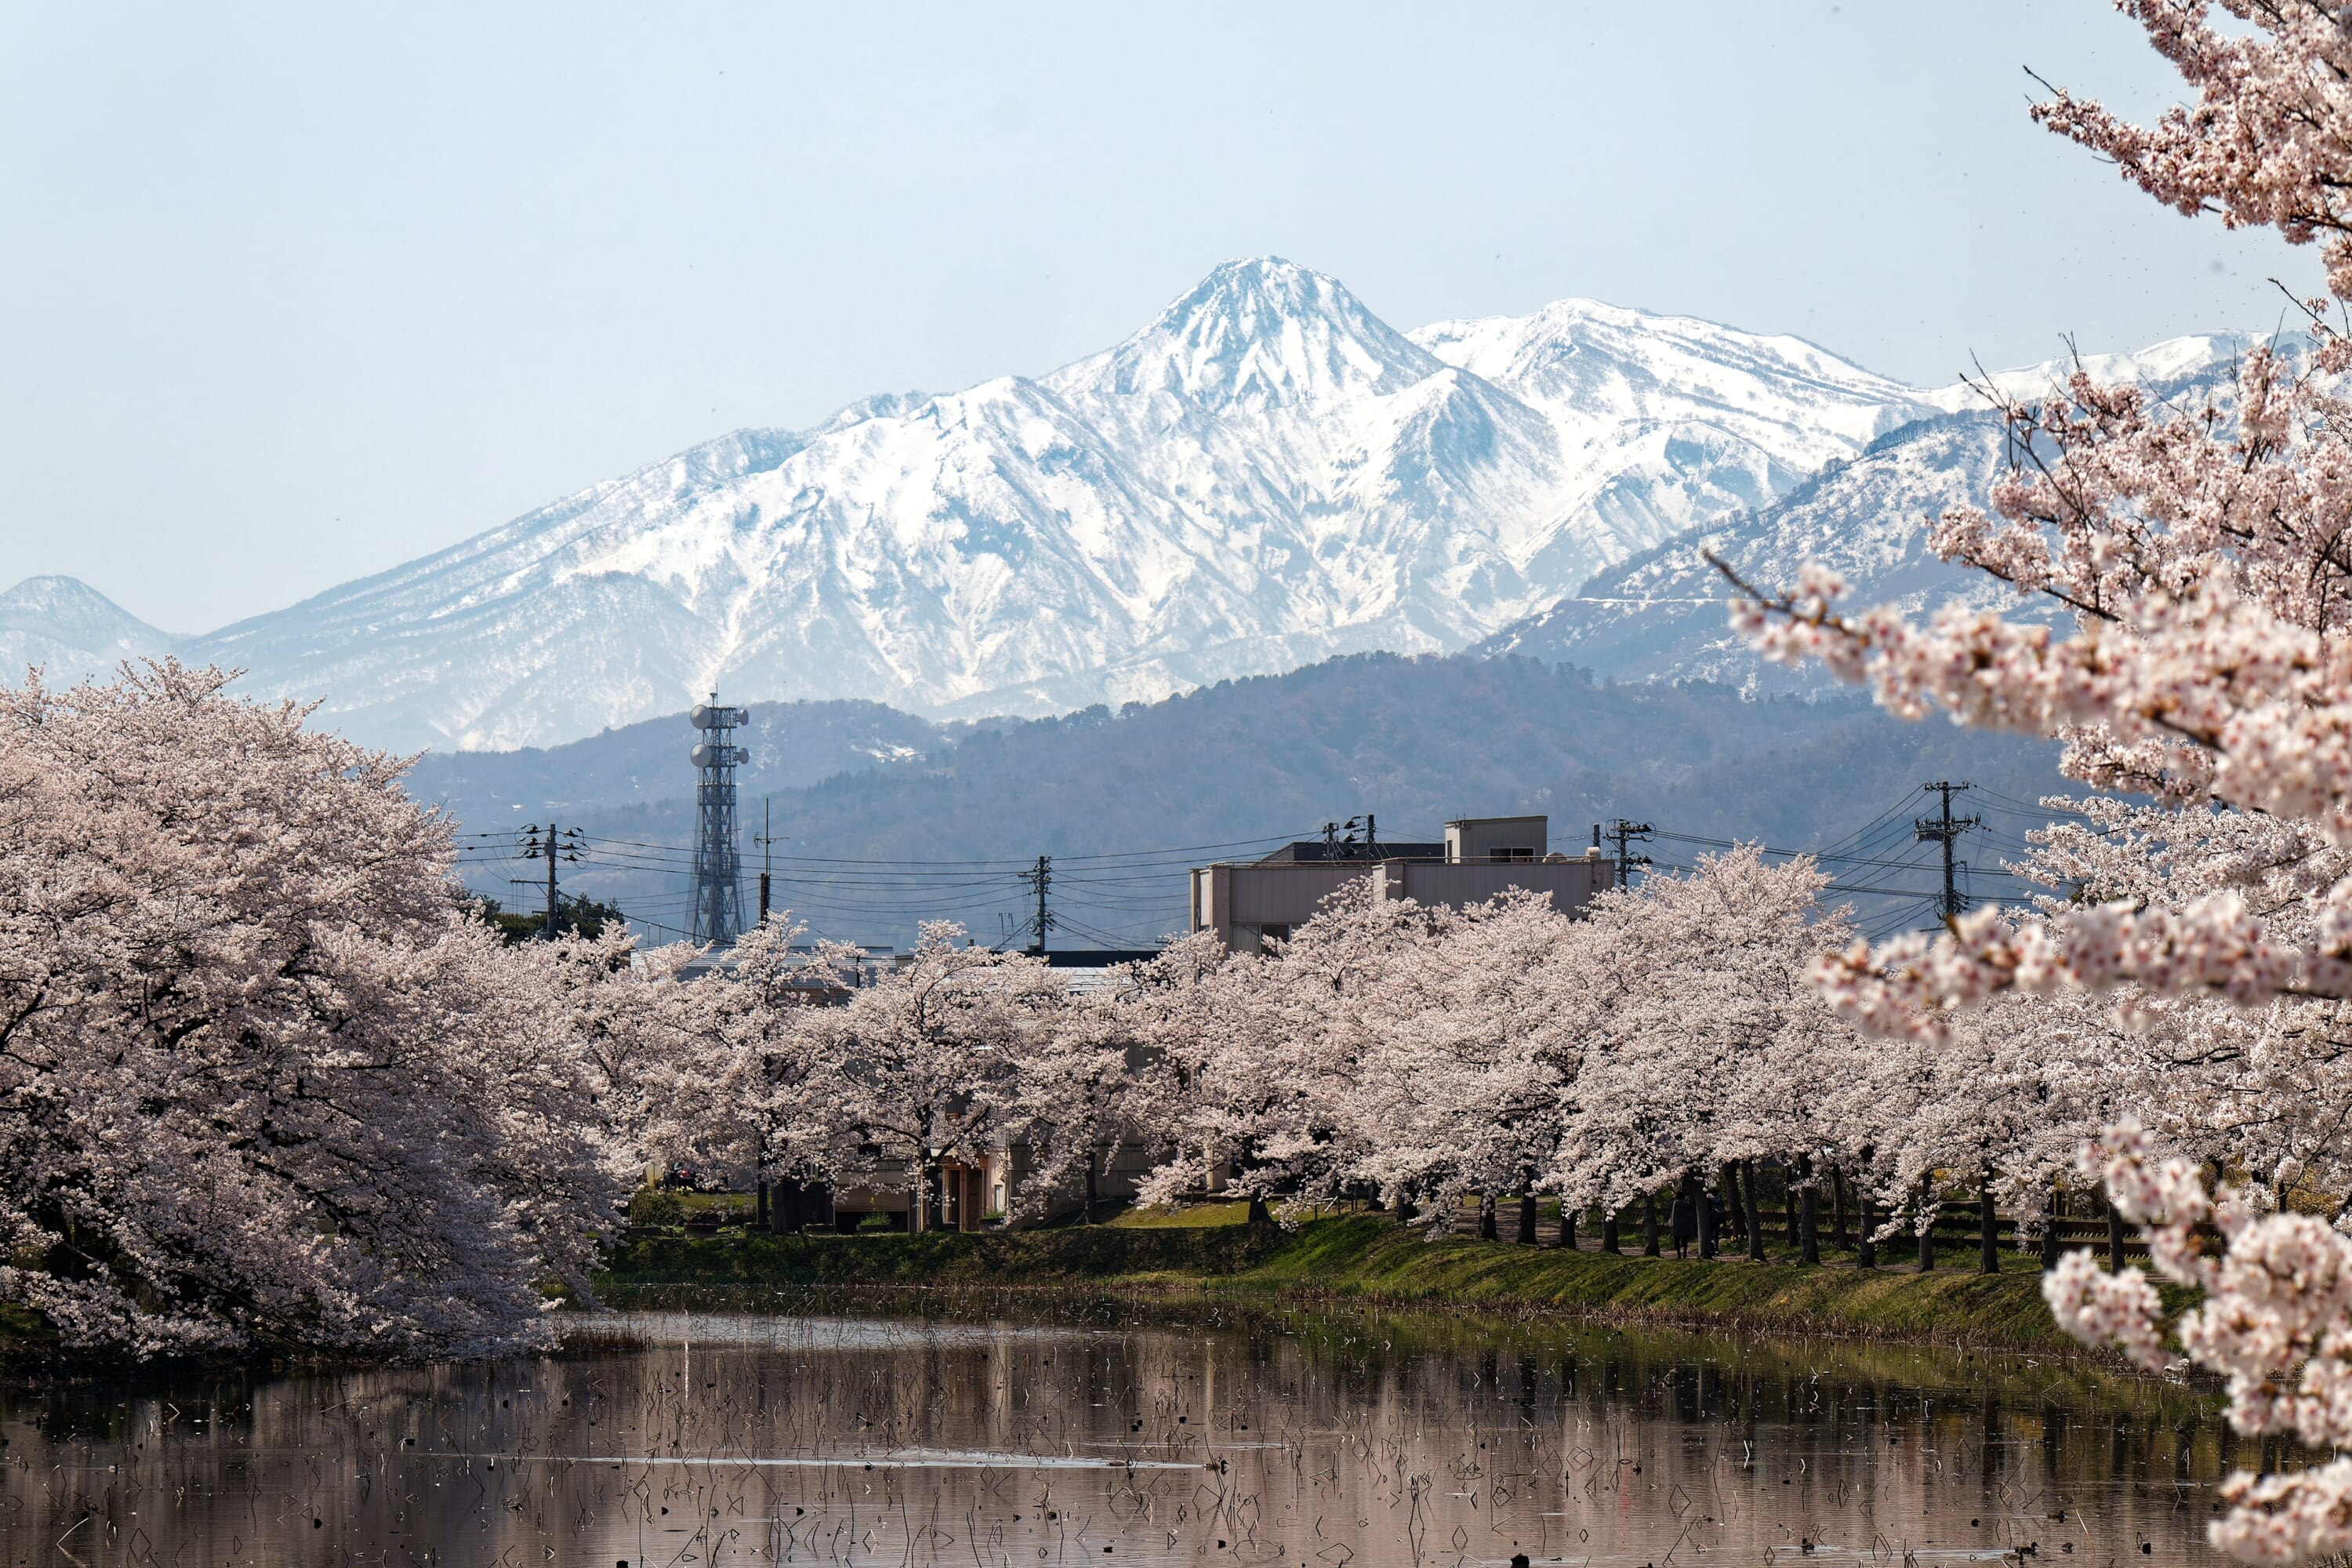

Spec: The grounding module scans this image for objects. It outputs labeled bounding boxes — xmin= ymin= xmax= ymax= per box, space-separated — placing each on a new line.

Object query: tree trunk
xmin=1479 ymin=1192 xmax=1497 ymax=1241
xmin=1391 ymin=1187 xmax=1410 ymax=1224
xmin=1915 ymin=1180 xmax=1935 ymax=1272
xmin=1798 ymin=1155 xmax=1820 ymax=1266
xmin=2041 ymin=1184 xmax=2063 ymax=1272
xmin=1558 ymin=1202 xmax=1577 ymax=1250
xmin=2107 ymin=1195 xmax=2127 ymax=1273
xmin=1857 ymin=1186 xmax=1876 ymax=1269
xmin=757 ymin=1178 xmax=771 ymax=1232
xmin=1641 ymin=1192 xmax=1661 ymax=1257
xmin=1724 ymin=1162 xmax=1748 ymax=1236
xmin=1516 ymin=1191 xmax=1537 ymax=1246
xmin=1084 ymin=1152 xmax=1100 ymax=1226
xmin=1247 ymin=1192 xmax=1273 ymax=1228
xmin=1601 ymin=1209 xmax=1621 ymax=1254
xmin=1831 ymin=1167 xmax=1850 ymax=1250
xmin=1743 ymin=1160 xmax=1766 ymax=1261
xmin=1979 ymin=1163 xmax=1999 ymax=1276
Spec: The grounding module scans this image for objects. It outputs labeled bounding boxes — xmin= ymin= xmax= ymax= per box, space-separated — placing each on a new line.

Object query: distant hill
xmin=419 ymin=652 xmax=2075 ymax=951
xmin=408 ymin=699 xmax=950 ymax=818
xmin=0 ymin=576 xmax=180 ymax=688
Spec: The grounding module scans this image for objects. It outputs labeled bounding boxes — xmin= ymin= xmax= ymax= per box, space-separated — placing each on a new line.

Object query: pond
xmin=0 ymin=1297 xmax=2240 ymax=1567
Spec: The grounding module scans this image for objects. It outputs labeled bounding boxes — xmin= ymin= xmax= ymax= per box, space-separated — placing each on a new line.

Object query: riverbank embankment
xmin=597 ymin=1214 xmax=2150 ymax=1352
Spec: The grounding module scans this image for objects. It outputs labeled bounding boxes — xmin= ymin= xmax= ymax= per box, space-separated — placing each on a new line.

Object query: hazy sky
xmin=0 ymin=3 xmax=2304 ymax=631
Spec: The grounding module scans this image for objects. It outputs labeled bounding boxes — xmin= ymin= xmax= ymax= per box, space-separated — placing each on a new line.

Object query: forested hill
xmin=418 ymin=652 xmax=2072 ymax=949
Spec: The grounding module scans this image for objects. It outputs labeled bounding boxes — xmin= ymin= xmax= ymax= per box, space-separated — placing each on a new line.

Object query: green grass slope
xmin=597 ymin=1214 xmax=2179 ymax=1352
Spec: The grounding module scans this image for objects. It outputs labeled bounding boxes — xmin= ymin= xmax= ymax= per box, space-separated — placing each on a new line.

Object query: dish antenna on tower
xmin=688 ymin=695 xmax=750 ymax=946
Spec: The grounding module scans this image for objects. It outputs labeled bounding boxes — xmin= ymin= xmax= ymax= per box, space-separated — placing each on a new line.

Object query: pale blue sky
xmin=0 ymin=3 xmax=2302 ymax=630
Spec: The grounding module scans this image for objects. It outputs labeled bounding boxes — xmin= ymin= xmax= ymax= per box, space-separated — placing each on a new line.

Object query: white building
xmin=1189 ymin=814 xmax=1613 ymax=953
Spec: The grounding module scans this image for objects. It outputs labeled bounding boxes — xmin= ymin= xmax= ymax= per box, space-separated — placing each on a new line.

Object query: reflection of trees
xmin=1 ymin=1308 xmax=2230 ymax=1566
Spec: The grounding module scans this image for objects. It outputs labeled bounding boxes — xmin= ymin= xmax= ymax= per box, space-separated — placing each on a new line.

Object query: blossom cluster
xmin=2052 ymin=1122 xmax=2352 ymax=1564
xmin=1726 ymin=9 xmax=2352 ymax=1557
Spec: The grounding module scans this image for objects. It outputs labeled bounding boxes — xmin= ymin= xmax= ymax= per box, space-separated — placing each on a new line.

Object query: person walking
xmin=1668 ymin=1189 xmax=1697 ymax=1260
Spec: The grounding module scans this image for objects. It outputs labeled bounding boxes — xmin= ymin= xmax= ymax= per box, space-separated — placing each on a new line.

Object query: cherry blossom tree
xmin=618 ymin=915 xmax=862 ymax=1220
xmin=1724 ymin=6 xmax=2352 ymax=1028
xmin=1719 ymin=9 xmax=2352 ymax=1556
xmin=1033 ymin=931 xmax=1226 ymax=1221
xmin=1556 ymin=848 xmax=1861 ymax=1236
xmin=2046 ymin=1123 xmax=2352 ymax=1563
xmin=810 ymin=922 xmax=1067 ymax=1229
xmin=1339 ymin=891 xmax=1577 ymax=1229
xmin=0 ymin=662 xmax=624 ymax=1359
xmin=1121 ymin=886 xmax=1385 ymax=1217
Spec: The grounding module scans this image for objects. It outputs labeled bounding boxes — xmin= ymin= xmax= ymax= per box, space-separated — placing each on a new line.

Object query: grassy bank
xmin=597 ymin=1214 xmax=2180 ymax=1352
xmin=602 ymin=1216 xmax=1283 ymax=1288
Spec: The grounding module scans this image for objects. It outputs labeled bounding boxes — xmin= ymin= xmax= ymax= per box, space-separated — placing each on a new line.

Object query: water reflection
xmin=0 ymin=1301 xmax=2231 ymax=1567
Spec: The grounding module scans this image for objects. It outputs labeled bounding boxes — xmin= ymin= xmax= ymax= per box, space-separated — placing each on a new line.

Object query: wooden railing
xmin=1446 ymin=1202 xmax=2145 ymax=1257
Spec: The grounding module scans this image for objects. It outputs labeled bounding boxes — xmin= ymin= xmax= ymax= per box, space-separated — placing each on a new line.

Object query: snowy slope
xmin=1409 ymin=299 xmax=1923 ymax=568
xmin=0 ymin=576 xmax=180 ymax=687
xmin=1477 ymin=343 xmax=2250 ymax=690
xmin=1915 ymin=332 xmax=2251 ymax=413
xmin=175 ymin=259 xmax=1951 ymax=751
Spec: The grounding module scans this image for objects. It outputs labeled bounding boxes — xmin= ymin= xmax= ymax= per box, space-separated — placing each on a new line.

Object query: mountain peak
xmin=1053 ymin=256 xmax=1439 ymax=412
xmin=1169 ymin=256 xmax=1349 ymax=321
xmin=0 ymin=575 xmax=180 ymax=686
xmin=0 ymin=575 xmax=171 ymax=636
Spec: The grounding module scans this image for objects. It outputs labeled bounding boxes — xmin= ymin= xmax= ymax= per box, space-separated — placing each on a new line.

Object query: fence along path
xmin=1443 ymin=1197 xmax=2147 ymax=1264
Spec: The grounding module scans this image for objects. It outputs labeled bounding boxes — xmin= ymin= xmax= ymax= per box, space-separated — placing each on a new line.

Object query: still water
xmin=0 ymin=1297 xmax=2239 ymax=1568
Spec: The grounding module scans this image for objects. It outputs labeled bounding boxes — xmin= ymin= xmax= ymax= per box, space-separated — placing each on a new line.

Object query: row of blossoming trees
xmin=0 ymin=655 xmax=2332 ymax=1367
xmin=625 ymin=808 xmax=2352 ymax=1269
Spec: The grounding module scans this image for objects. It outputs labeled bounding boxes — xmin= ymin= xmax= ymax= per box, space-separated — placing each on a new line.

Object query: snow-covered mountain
xmin=169 ymin=259 xmax=1951 ymax=750
xmin=1477 ymin=335 xmax=2252 ymax=689
xmin=0 ymin=576 xmax=180 ymax=688
xmin=7 ymin=259 xmax=2249 ymax=753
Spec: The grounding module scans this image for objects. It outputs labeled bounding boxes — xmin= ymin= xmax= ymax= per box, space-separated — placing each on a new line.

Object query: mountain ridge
xmin=161 ymin=258 xmax=1962 ymax=749
xmin=5 ymin=263 xmax=2252 ymax=751
xmin=1478 ymin=336 xmax=2255 ymax=689
xmin=408 ymin=651 xmax=2074 ymax=952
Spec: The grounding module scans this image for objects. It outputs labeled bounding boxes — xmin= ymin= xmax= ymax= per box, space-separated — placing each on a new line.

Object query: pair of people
xmin=1668 ymin=1191 xmax=1727 ymax=1259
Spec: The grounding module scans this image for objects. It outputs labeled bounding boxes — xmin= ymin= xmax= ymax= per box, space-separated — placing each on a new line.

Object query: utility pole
xmin=1019 ymin=855 xmax=1054 ymax=954
xmin=752 ymin=798 xmax=787 ymax=928
xmin=1915 ymin=781 xmax=1980 ymax=923
xmin=1606 ymin=819 xmax=1653 ymax=890
xmin=519 ymin=821 xmax=580 ymax=939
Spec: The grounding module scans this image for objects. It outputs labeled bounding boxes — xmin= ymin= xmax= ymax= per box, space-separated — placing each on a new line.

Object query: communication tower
xmin=688 ymin=695 xmax=750 ymax=946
